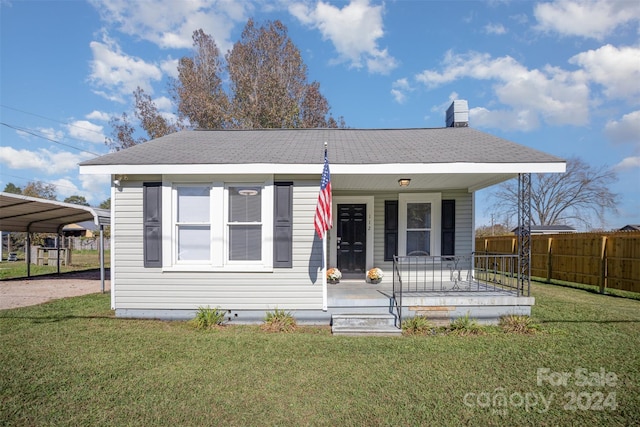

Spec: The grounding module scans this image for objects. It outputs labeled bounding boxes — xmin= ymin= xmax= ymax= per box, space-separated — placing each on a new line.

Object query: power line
xmin=0 ymin=172 xmax=97 ymax=193
xmin=0 ymin=104 xmax=106 ymax=136
xmin=0 ymin=122 xmax=101 ymax=156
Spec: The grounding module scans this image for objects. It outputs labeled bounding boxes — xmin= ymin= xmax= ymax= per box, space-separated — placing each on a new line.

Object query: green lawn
xmin=0 ymin=250 xmax=109 ymax=280
xmin=1 ymin=283 xmax=638 ymax=426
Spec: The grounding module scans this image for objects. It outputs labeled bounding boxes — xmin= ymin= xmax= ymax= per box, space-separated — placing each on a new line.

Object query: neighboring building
xmin=619 ymin=225 xmax=640 ymax=232
xmin=79 ymin=101 xmax=565 ymax=329
xmin=63 ymin=221 xmax=100 ymax=238
xmin=512 ymin=225 xmax=577 ymax=235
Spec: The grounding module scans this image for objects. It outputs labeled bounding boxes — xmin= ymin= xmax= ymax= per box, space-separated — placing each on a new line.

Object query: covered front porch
xmin=327 ymin=253 xmax=534 ymax=334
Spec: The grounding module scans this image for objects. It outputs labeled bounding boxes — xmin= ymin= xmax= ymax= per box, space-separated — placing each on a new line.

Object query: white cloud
xmin=484 ymin=23 xmax=507 ymax=35
xmin=0 ymin=147 xmax=92 ymax=174
xmin=160 ymin=57 xmax=179 ymax=78
xmin=39 ymin=127 xmax=64 ymax=141
xmin=534 ymin=0 xmax=640 ymax=40
xmin=605 ymin=111 xmax=640 ymax=146
xmin=153 ymin=96 xmax=174 ymax=112
xmin=66 ymin=120 xmax=106 ymax=144
xmin=89 ymin=33 xmax=163 ymax=101
xmin=153 ymin=96 xmax=179 ymax=123
xmin=16 ymin=127 xmax=64 ymax=142
xmin=50 ymin=178 xmax=81 ymax=200
xmin=79 ymin=174 xmax=111 ymax=203
xmin=86 ymin=110 xmax=111 ymax=122
xmin=430 ymin=92 xmax=461 ymax=113
xmin=290 ymin=0 xmax=397 ymax=74
xmin=415 ymin=50 xmax=590 ymax=130
xmin=470 ymin=107 xmax=540 ymax=132
xmin=570 ymin=44 xmax=640 ymax=101
xmin=391 ymin=78 xmax=413 ymax=104
xmin=614 ymin=156 xmax=640 ymax=172
xmin=89 ymin=0 xmax=248 ymax=52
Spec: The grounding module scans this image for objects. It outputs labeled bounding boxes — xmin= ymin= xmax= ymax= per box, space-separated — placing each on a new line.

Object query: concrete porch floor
xmin=327 ymin=279 xmax=534 ymax=325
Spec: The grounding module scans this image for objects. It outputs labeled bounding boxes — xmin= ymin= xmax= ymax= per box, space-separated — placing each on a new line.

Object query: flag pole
xmin=322 ymin=142 xmax=328 ymax=311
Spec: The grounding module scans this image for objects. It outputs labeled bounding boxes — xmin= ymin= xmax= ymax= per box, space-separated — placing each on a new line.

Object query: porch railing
xmin=392 ymin=253 xmax=524 ymax=326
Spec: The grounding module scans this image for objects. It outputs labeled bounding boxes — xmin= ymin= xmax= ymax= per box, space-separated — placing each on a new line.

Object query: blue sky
xmin=1 ymin=0 xmax=639 ymax=229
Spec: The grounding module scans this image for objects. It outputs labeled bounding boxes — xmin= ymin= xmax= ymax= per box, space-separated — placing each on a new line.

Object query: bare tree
xmin=489 ymin=157 xmax=618 ymax=229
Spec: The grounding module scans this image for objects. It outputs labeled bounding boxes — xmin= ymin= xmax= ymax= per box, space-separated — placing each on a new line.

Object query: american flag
xmin=314 ymin=150 xmax=332 ymax=239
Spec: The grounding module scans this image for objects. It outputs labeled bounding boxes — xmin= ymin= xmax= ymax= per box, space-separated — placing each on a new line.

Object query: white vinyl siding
xmin=110 ymin=177 xmax=475 ymax=312
xmin=111 ymin=178 xmax=323 ymax=311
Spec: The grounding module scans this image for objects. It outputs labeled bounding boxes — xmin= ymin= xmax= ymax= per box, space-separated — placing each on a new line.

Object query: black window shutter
xmin=273 ymin=182 xmax=293 ymax=268
xmin=143 ymin=182 xmax=162 ymax=267
xmin=441 ymin=199 xmax=455 ymax=256
xmin=384 ymin=200 xmax=398 ymax=261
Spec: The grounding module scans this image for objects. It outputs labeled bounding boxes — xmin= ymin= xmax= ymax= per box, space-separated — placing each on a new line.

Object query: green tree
xmin=99 ymin=198 xmax=111 ymax=210
xmin=3 ymin=182 xmax=22 ymax=194
xmin=64 ymin=195 xmax=90 ymax=206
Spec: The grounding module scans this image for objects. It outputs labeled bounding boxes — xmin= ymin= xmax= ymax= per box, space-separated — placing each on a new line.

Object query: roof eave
xmin=80 ymin=161 xmax=566 ymax=176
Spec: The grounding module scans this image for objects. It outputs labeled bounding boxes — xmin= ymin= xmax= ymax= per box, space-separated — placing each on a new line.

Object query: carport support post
xmin=56 ymin=231 xmax=62 ymax=275
xmin=100 ymin=224 xmax=105 ymax=293
xmin=26 ymin=232 xmax=31 ymax=278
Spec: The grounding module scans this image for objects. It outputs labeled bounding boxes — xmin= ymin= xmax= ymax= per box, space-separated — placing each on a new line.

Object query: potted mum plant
xmin=367 ymin=267 xmax=384 ymax=284
xmin=327 ymin=267 xmax=342 ymax=284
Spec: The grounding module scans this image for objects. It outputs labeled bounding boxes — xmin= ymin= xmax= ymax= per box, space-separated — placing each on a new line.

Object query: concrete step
xmin=331 ymin=313 xmax=401 ymax=336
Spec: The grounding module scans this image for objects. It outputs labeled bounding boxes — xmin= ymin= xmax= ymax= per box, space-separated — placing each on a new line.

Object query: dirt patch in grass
xmin=0 ymin=269 xmax=110 ymax=310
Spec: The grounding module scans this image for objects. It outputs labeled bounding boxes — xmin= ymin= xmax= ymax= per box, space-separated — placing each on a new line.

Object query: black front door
xmin=337 ymin=204 xmax=366 ymax=276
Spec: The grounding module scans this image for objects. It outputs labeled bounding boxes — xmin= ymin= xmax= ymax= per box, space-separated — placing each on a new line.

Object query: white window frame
xmin=172 ymin=183 xmax=212 ymax=265
xmin=162 ymin=175 xmax=273 ymax=272
xmin=398 ymin=193 xmax=441 ymax=257
xmin=223 ymin=183 xmax=272 ymax=267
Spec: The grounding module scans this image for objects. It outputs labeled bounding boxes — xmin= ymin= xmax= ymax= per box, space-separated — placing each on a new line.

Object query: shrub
xmin=499 ymin=314 xmax=540 ymax=334
xmin=261 ymin=308 xmax=297 ymax=333
xmin=401 ymin=315 xmax=433 ymax=336
xmin=192 ymin=306 xmax=226 ymax=330
xmin=448 ymin=313 xmax=485 ymax=336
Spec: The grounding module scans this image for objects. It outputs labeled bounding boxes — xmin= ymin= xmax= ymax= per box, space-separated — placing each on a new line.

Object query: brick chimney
xmin=446 ymin=100 xmax=469 ymax=127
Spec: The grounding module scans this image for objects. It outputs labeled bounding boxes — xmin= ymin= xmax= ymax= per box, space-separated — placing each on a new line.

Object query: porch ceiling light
xmin=398 ymin=178 xmax=411 ymax=187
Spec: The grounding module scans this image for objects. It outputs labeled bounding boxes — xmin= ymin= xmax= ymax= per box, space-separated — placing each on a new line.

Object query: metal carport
xmin=0 ymin=192 xmax=110 ymax=292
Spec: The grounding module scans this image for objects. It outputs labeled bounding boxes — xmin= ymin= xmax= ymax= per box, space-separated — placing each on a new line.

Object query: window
xmin=406 ymin=202 xmax=431 ymax=255
xmin=227 ymin=186 xmax=262 ymax=261
xmin=399 ymin=193 xmax=441 ymax=257
xmin=176 ymin=186 xmax=210 ymax=261
xmin=163 ymin=177 xmax=274 ymax=271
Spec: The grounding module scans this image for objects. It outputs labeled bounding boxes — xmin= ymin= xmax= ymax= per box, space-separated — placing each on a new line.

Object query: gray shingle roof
xmin=80 ymin=127 xmax=564 ymax=166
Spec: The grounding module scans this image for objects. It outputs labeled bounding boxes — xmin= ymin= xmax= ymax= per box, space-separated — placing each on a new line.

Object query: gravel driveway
xmin=0 ymin=270 xmax=110 ymax=310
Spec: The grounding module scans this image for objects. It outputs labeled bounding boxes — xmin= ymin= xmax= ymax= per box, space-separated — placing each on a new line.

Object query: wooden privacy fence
xmin=476 ymin=231 xmax=640 ymax=293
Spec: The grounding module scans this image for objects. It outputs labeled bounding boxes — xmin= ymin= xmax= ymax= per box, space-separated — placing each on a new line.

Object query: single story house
xmin=80 ymin=101 xmax=565 ymax=331
xmin=63 ymin=221 xmax=100 ymax=238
